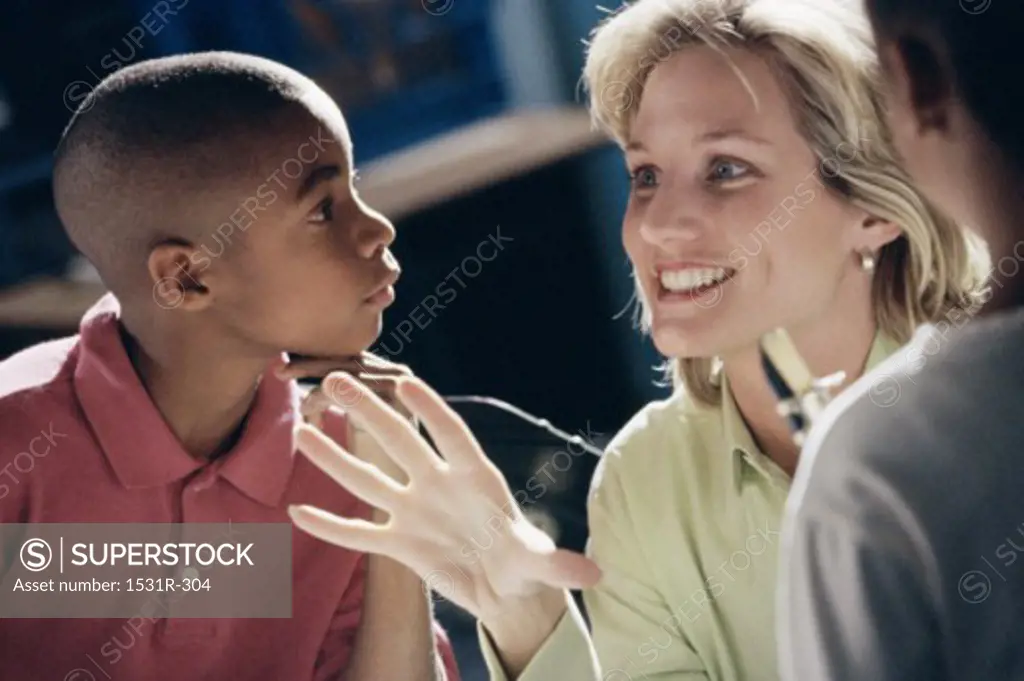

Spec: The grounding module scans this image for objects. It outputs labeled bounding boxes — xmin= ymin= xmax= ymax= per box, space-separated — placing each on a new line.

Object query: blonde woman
xmin=287 ymin=0 xmax=988 ymax=679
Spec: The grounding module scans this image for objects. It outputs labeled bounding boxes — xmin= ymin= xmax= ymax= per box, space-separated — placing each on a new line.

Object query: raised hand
xmin=278 ymin=351 xmax=418 ymax=483
xmin=286 ymin=371 xmax=602 ymax=626
xmin=277 ymin=351 xmax=415 ymax=427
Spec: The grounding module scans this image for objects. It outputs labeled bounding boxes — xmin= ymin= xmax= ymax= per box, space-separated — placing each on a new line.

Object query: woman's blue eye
xmin=709 ymin=159 xmax=749 ymax=182
xmin=630 ymin=167 xmax=658 ymax=191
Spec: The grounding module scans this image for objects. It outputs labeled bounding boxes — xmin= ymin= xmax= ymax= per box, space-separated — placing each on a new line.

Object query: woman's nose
xmin=639 ymin=188 xmax=707 ymax=245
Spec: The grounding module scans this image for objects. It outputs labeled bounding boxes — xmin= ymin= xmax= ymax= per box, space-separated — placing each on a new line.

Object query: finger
xmin=336 ymin=360 xmax=411 ymax=381
xmin=283 ymin=352 xmax=410 ymax=378
xmin=288 ymin=504 xmax=397 ymax=556
xmin=349 ymin=426 xmax=409 ymax=485
xmin=320 ymin=373 xmax=406 ymax=417
xmin=269 ymin=354 xmax=289 ymax=374
xmin=320 ymin=375 xmax=416 ymax=428
xmin=303 ymin=409 xmax=324 ymax=430
xmin=396 ymin=377 xmax=484 ymax=469
xmin=300 ymin=387 xmax=333 ymax=428
xmin=356 ymin=352 xmax=412 ymax=375
xmin=347 ymin=374 xmax=414 ymax=416
xmin=295 ymin=424 xmax=404 ymax=513
xmin=323 ymin=372 xmax=444 ymax=476
xmin=532 ymin=549 xmax=603 ymax=590
xmin=333 ymin=374 xmax=400 ymax=403
xmin=278 ymin=358 xmax=360 ymax=380
xmin=506 ymin=521 xmax=601 ymax=590
xmin=356 ymin=378 xmax=416 ymax=426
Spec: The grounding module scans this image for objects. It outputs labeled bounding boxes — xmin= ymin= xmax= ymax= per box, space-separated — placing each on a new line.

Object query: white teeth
xmin=660 ymin=267 xmax=730 ymax=292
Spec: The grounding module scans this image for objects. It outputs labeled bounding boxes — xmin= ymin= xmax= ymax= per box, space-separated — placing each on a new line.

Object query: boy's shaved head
xmin=53 ymin=52 xmax=398 ymax=362
xmin=53 ymin=51 xmax=352 ymax=295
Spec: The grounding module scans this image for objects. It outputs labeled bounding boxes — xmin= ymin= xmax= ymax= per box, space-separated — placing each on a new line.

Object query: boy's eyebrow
xmin=297 ymin=165 xmax=343 ymax=200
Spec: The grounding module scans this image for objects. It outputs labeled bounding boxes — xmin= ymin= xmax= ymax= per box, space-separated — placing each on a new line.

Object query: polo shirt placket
xmin=161 ymin=464 xmax=223 ymax=645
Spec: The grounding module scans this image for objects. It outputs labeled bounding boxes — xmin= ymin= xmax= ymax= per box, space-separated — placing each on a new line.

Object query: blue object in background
xmin=299 ymin=0 xmax=508 ymax=161
xmin=144 ymin=0 xmax=509 ymax=162
xmin=144 ymin=0 xmax=310 ymax=65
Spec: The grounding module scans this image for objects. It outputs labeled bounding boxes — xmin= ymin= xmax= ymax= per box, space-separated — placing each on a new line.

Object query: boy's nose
xmin=356 ymin=210 xmax=396 ymax=259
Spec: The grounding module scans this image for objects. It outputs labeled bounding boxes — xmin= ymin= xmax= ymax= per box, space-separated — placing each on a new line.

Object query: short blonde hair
xmin=583 ymin=0 xmax=990 ymax=406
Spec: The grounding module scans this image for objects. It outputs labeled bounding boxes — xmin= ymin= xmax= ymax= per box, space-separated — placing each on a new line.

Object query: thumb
xmin=533 ymin=549 xmax=602 ymax=591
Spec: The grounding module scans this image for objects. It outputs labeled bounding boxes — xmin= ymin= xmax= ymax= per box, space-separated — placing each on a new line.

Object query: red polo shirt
xmin=0 ymin=294 xmax=459 ymax=680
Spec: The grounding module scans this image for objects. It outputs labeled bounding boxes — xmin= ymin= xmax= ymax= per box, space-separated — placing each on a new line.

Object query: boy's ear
xmin=148 ymin=242 xmax=212 ymax=311
xmin=886 ymin=30 xmax=956 ymax=135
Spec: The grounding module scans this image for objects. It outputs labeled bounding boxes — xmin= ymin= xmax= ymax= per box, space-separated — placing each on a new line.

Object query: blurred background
xmin=0 ymin=0 xmax=668 ymax=676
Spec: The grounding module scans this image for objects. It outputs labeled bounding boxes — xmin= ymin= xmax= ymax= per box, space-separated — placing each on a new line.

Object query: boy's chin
xmin=292 ymin=332 xmax=381 ymax=361
xmin=275 ymin=313 xmax=385 ymax=363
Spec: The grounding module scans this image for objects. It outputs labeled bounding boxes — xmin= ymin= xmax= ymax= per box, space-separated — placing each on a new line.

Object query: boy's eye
xmin=310 ymin=197 xmax=334 ymax=223
xmin=707 ymin=158 xmax=751 ymax=183
xmin=629 ymin=166 xmax=659 ymax=192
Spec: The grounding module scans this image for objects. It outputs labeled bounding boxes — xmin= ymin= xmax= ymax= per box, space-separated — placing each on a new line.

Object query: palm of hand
xmin=287 ymin=371 xmax=601 ymax=621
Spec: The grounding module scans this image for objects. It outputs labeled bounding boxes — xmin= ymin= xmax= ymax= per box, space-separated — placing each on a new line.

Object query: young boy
xmin=778 ymin=2 xmax=1024 ymax=680
xmin=0 ymin=52 xmax=458 ymax=680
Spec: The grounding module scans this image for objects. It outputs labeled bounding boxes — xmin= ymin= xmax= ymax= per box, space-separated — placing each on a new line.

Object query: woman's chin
xmin=651 ymin=323 xmax=736 ymax=360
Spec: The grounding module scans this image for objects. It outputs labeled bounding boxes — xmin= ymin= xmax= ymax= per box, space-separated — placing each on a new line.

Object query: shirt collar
xmin=721 ymin=375 xmax=762 ymax=491
xmin=217 ymin=378 xmax=301 ymax=507
xmin=723 ymin=329 xmax=902 ymax=490
xmin=73 ymin=294 xmax=299 ymax=507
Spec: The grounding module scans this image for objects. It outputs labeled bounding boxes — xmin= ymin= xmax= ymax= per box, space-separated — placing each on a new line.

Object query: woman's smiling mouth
xmin=656 ymin=263 xmax=736 ymax=303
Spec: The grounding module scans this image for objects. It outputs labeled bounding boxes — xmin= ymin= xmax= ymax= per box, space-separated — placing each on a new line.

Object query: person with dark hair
xmin=0 ymin=52 xmax=458 ymax=681
xmin=778 ymin=2 xmax=1024 ymax=680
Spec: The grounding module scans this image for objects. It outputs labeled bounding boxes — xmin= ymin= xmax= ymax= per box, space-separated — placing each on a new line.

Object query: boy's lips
xmin=364 ymin=269 xmax=400 ymax=307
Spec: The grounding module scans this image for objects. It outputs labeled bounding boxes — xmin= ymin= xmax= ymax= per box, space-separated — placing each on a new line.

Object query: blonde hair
xmin=583 ymin=0 xmax=990 ymax=406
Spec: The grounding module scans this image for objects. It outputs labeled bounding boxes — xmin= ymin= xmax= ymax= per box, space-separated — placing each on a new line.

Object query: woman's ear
xmin=148 ymin=241 xmax=213 ymax=311
xmin=858 ymin=215 xmax=903 ymax=252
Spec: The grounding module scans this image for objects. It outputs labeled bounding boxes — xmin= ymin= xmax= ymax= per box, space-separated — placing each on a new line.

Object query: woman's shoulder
xmin=590 ymin=389 xmax=722 ymax=501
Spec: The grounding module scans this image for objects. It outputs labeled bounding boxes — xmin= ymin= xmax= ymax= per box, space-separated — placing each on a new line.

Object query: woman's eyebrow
xmin=695 ymin=127 xmax=773 ymax=146
xmin=626 ymin=128 xmax=772 ymax=152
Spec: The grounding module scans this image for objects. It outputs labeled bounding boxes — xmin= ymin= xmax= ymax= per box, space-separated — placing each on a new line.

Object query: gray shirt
xmin=778 ymin=309 xmax=1024 ymax=681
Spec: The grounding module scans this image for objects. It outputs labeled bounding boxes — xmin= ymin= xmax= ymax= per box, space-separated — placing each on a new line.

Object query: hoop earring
xmin=858 ymin=249 xmax=876 ymax=273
